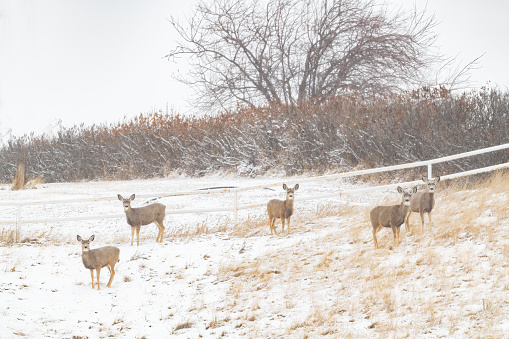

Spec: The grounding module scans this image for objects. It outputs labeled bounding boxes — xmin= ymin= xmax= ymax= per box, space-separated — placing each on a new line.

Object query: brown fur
xmin=77 ymin=235 xmax=120 ymax=290
xmin=370 ymin=186 xmax=417 ymax=248
xmin=267 ymin=184 xmax=299 ymax=235
xmin=118 ymin=194 xmax=166 ymax=246
xmin=405 ymin=176 xmax=440 ymax=233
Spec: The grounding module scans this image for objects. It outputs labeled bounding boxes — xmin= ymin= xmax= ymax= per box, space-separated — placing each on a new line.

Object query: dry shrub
xmin=2 ymin=88 xmax=509 ymax=183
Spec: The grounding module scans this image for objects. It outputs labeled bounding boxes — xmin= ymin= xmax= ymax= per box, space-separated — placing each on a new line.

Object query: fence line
xmin=1 ymin=143 xmax=509 ymax=227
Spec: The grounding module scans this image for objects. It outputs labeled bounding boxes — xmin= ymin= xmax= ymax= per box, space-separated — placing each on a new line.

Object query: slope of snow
xmin=1 ymin=175 xmax=508 ymax=338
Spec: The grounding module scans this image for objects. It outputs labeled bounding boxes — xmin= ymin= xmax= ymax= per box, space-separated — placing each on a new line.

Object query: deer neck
xmin=124 ymin=205 xmax=136 ymax=218
xmin=285 ymin=198 xmax=294 ymax=210
xmin=424 ymin=189 xmax=434 ymax=204
xmin=399 ymin=202 xmax=410 ymax=218
xmin=124 ymin=207 xmax=138 ymax=226
xmin=81 ymin=249 xmax=92 ymax=268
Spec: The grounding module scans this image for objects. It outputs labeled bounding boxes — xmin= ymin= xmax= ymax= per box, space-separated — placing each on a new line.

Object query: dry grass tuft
xmin=232 ymin=215 xmax=266 ymax=238
xmin=0 ymin=229 xmax=17 ymax=245
xmin=167 ymin=219 xmax=229 ymax=239
xmin=415 ymin=247 xmax=440 ymax=267
xmin=25 ymin=175 xmax=45 ymax=189
xmin=315 ymin=202 xmax=360 ymax=220
xmin=317 ymin=249 xmax=334 ymax=268
xmin=0 ymin=228 xmax=64 ymax=246
xmin=11 ymin=153 xmax=26 ymax=191
xmin=432 ymin=171 xmax=509 ymax=243
xmin=206 ymin=314 xmax=230 ymax=330
xmin=173 ymin=321 xmax=193 ymax=332
xmin=484 ymin=169 xmax=509 ymax=193
xmin=111 ymin=232 xmax=130 ymax=244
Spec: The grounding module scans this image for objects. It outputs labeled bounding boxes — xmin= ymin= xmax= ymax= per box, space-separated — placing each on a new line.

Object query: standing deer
xmin=267 ymin=183 xmax=299 ymax=235
xmin=370 ymin=186 xmax=418 ymax=249
xmin=77 ymin=235 xmax=120 ymax=290
xmin=405 ymin=176 xmax=441 ymax=233
xmin=117 ymin=194 xmax=166 ymax=246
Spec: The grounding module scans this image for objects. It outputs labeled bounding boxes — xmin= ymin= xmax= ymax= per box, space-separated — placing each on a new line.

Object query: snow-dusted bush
xmin=1 ymin=87 xmax=508 ymax=183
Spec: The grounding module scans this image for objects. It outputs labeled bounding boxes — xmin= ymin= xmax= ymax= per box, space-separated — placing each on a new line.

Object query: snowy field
xmin=1 ymin=173 xmax=509 ymax=338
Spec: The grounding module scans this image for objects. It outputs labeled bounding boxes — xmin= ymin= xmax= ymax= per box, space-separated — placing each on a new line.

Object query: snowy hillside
xmin=1 ymin=173 xmax=509 ymax=338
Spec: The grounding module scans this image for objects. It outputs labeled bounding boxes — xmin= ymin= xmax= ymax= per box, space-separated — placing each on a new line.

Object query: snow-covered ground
xmin=1 ymin=174 xmax=509 ymax=338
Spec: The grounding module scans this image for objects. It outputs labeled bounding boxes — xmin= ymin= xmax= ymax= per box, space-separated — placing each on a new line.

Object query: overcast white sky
xmin=0 ymin=0 xmax=508 ymax=139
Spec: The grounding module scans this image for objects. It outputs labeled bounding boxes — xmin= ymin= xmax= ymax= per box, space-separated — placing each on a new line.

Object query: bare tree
xmin=167 ymin=0 xmax=444 ymax=109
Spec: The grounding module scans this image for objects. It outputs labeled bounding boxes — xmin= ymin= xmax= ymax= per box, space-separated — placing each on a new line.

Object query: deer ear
xmin=397 ymin=186 xmax=403 ymax=193
xmin=435 ymin=176 xmax=441 ymax=182
xmin=412 ymin=186 xmax=418 ymax=193
xmin=294 ymin=184 xmax=299 ymax=190
xmin=89 ymin=235 xmax=95 ymax=242
xmin=130 ymin=194 xmax=135 ymax=201
xmin=282 ymin=184 xmax=288 ymax=190
xmin=422 ymin=176 xmax=427 ymax=182
xmin=117 ymin=194 xmax=123 ymax=201
xmin=77 ymin=235 xmax=82 ymax=242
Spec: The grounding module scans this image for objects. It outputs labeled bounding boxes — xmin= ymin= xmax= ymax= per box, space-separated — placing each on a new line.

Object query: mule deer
xmin=117 ymin=194 xmax=166 ymax=246
xmin=405 ymin=176 xmax=440 ymax=233
xmin=77 ymin=235 xmax=120 ymax=290
xmin=267 ymin=183 xmax=299 ymax=235
xmin=370 ymin=186 xmax=417 ymax=249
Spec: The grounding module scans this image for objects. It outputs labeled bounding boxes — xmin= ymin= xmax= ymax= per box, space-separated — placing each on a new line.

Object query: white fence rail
xmin=1 ymin=143 xmax=509 ymax=229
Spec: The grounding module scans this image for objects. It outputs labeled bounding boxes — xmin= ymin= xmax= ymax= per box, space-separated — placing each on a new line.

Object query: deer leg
xmin=405 ymin=212 xmax=412 ymax=234
xmin=154 ymin=221 xmax=161 ymax=243
xmin=106 ymin=264 xmax=115 ymax=288
xmin=136 ymin=225 xmax=141 ymax=246
xmin=281 ymin=219 xmax=285 ymax=234
xmin=391 ymin=226 xmax=398 ymax=247
xmin=160 ymin=222 xmax=165 ymax=242
xmin=395 ymin=227 xmax=401 ymax=247
xmin=90 ymin=269 xmax=95 ymax=289
xmin=287 ymin=218 xmax=291 ymax=234
xmin=157 ymin=221 xmax=165 ymax=243
xmin=130 ymin=226 xmax=135 ymax=246
xmin=428 ymin=212 xmax=432 ymax=232
xmin=420 ymin=211 xmax=425 ymax=232
xmin=372 ymin=226 xmax=380 ymax=249
xmin=96 ymin=267 xmax=101 ymax=290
